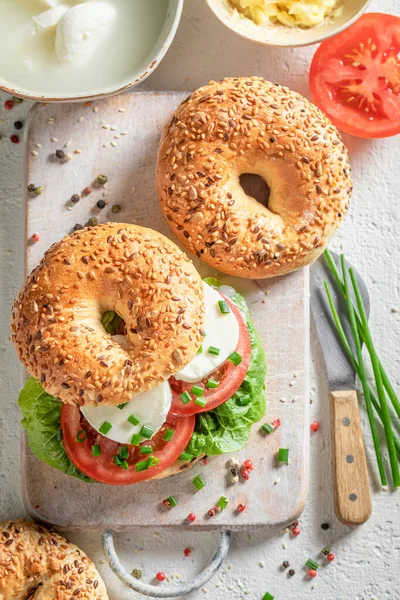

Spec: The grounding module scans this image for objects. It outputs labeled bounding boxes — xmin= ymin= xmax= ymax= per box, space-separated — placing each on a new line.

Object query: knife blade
xmin=311 ymin=252 xmax=372 ymax=526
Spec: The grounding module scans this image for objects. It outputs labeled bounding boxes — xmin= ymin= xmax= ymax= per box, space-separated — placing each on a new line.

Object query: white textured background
xmin=0 ymin=1 xmax=399 ymax=598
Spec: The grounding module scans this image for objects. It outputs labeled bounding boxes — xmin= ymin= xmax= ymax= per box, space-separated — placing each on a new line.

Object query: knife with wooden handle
xmin=312 ymin=252 xmax=372 ymax=526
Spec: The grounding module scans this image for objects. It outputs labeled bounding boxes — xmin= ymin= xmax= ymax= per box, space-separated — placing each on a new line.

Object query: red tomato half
xmin=169 ymin=294 xmax=251 ymax=416
xmin=310 ymin=13 xmax=400 ymax=138
xmin=61 ymin=406 xmax=195 ymax=485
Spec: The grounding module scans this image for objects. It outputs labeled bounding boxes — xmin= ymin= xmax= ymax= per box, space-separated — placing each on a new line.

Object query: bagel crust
xmin=0 ymin=519 xmax=108 ymax=599
xmin=12 ymin=223 xmax=204 ymax=407
xmin=157 ymin=77 xmax=352 ymax=278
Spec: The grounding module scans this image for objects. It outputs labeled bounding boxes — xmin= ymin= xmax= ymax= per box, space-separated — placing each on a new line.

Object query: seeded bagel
xmin=11 ymin=223 xmax=204 ymax=407
xmin=156 ymin=77 xmax=352 ymax=278
xmin=0 ymin=519 xmax=108 ymax=599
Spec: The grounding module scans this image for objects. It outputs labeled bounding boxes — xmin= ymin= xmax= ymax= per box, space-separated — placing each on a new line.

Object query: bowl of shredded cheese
xmin=206 ymin=0 xmax=371 ymax=46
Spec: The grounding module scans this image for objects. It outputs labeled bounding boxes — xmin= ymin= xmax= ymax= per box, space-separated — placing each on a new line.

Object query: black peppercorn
xmin=14 ymin=121 xmax=23 ymax=130
xmin=27 ymin=183 xmax=36 ymax=192
xmin=70 ymin=194 xmax=80 ymax=204
xmin=321 ymin=523 xmax=330 ymax=530
xmin=282 ymin=561 xmax=290 ymax=569
xmin=73 ymin=224 xmax=83 ymax=231
xmin=288 ymin=569 xmax=295 ymax=577
xmin=96 ymin=199 xmax=106 ymax=209
xmin=56 ymin=149 xmax=65 ymax=159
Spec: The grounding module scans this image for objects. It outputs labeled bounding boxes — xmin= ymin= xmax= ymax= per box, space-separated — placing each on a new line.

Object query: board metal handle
xmin=102 ymin=529 xmax=231 ymax=598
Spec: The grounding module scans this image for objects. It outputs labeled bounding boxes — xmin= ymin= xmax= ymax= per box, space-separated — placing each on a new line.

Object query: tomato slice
xmin=61 ymin=406 xmax=195 ymax=485
xmin=310 ymin=13 xmax=400 ymax=138
xmin=169 ymin=294 xmax=251 ymax=416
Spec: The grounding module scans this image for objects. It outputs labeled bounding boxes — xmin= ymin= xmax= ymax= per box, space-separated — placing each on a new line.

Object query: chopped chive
xmin=163 ymin=428 xmax=174 ymax=442
xmin=261 ymin=422 xmax=275 ymax=434
xmin=191 ymin=385 xmax=204 ymax=397
xmin=207 ymin=346 xmax=220 ymax=356
xmin=179 ymin=451 xmax=193 ymax=461
xmin=140 ymin=446 xmax=152 ymax=455
xmin=166 ymin=495 xmax=178 ymax=507
xmin=99 ymin=421 xmax=112 ymax=436
xmin=262 ymin=593 xmax=274 ymax=600
xmin=75 ymin=429 xmax=87 ymax=443
xmin=206 ymin=378 xmax=219 ymax=389
xmin=127 ymin=413 xmax=141 ymax=426
xmin=148 ymin=456 xmax=159 ymax=467
xmin=192 ymin=474 xmax=206 ymax=490
xmin=140 ymin=424 xmax=154 ymax=439
xmin=113 ymin=455 xmax=127 ymax=469
xmin=277 ymin=448 xmax=289 ymax=463
xmin=56 ymin=429 xmax=63 ymax=441
xmin=119 ymin=446 xmax=129 ymax=459
xmin=91 ymin=444 xmax=101 ymax=457
xmin=130 ymin=433 xmax=141 ymax=446
xmin=180 ymin=391 xmax=192 ymax=404
xmin=306 ymin=559 xmax=319 ymax=571
xmin=218 ymin=299 xmax=230 ymax=314
xmin=117 ymin=403 xmax=128 ymax=410
xmin=136 ymin=460 xmax=149 ymax=472
xmin=197 ymin=345 xmax=203 ymax=354
xmin=228 ymin=351 xmax=242 ymax=366
xmin=217 ymin=495 xmax=229 ymax=510
xmin=194 ymin=397 xmax=207 ymax=407
xmin=237 ymin=394 xmax=251 ymax=406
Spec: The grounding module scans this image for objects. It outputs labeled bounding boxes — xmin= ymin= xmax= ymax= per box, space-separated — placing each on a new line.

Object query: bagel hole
xmin=239 ymin=173 xmax=270 ymax=207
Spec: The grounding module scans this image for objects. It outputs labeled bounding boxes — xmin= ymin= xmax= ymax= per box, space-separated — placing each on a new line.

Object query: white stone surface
xmin=0 ymin=1 xmax=399 ymax=598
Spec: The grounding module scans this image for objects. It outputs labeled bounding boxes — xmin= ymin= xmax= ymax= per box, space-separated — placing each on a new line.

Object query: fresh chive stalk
xmin=340 ymin=256 xmax=387 ymax=486
xmin=261 ymin=422 xmax=275 ymax=434
xmin=306 ymin=559 xmax=319 ymax=571
xmin=180 ymin=391 xmax=192 ymax=404
xmin=228 ymin=351 xmax=242 ymax=366
xmin=191 ymin=385 xmax=204 ymax=397
xmin=166 ymin=495 xmax=177 ymax=507
xmin=119 ymin=446 xmax=129 ymax=459
xmin=140 ymin=424 xmax=154 ymax=439
xmin=179 ymin=451 xmax=193 ymax=461
xmin=127 ymin=414 xmax=141 ymax=426
xmin=117 ymin=403 xmax=128 ymax=410
xmin=91 ymin=444 xmax=101 ymax=456
xmin=140 ymin=446 xmax=152 ymax=455
xmin=262 ymin=593 xmax=274 ymax=600
xmin=207 ymin=346 xmax=220 ymax=356
xmin=218 ymin=300 xmax=231 ymax=314
xmin=324 ymin=249 xmax=400 ymax=487
xmin=349 ymin=267 xmax=400 ymax=487
xmin=325 ymin=249 xmax=400 ymax=420
xmin=136 ymin=460 xmax=149 ymax=472
xmin=217 ymin=495 xmax=229 ymax=509
xmin=206 ymin=378 xmax=219 ymax=389
xmin=130 ymin=433 xmax=141 ymax=446
xmin=277 ymin=448 xmax=289 ymax=463
xmin=99 ymin=421 xmax=112 ymax=435
xmin=194 ymin=397 xmax=207 ymax=407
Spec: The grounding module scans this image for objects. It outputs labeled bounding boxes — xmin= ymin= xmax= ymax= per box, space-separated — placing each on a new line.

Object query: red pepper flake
xmin=237 ymin=503 xmax=246 ymax=513
xmin=291 ymin=527 xmax=301 ymax=536
xmin=207 ymin=508 xmax=216 ymax=517
xmin=184 ymin=547 xmax=191 ymax=557
xmin=310 ymin=421 xmax=320 ymax=432
xmin=327 ymin=553 xmax=335 ymax=562
xmin=272 ymin=418 xmax=281 ymax=429
xmin=4 ymin=100 xmax=14 ymax=110
xmin=240 ymin=467 xmax=250 ymax=481
xmin=83 ymin=186 xmax=92 ymax=195
xmin=155 ymin=572 xmax=165 ymax=582
xmin=31 ymin=233 xmax=40 ymax=243
xmin=243 ymin=459 xmax=253 ymax=471
xmin=202 ymin=458 xmax=209 ymax=465
xmin=187 ymin=513 xmax=196 ymax=523
xmin=10 ymin=135 xmax=19 ymax=144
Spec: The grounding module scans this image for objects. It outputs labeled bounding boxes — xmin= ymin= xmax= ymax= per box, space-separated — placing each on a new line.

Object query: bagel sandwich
xmin=12 ymin=223 xmax=266 ymax=485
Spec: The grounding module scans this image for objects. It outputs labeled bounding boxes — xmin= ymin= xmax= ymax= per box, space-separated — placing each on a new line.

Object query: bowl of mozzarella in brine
xmin=0 ymin=0 xmax=183 ymax=100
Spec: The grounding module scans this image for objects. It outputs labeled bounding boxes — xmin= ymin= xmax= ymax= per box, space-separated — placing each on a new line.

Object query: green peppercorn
xmin=111 ymin=204 xmax=121 ymax=214
xmin=131 ymin=568 xmax=142 ymax=580
xmin=88 ymin=217 xmax=98 ymax=227
xmin=12 ymin=97 xmax=23 ymax=105
xmin=34 ymin=186 xmax=44 ymax=196
xmin=97 ymin=174 xmax=108 ymax=185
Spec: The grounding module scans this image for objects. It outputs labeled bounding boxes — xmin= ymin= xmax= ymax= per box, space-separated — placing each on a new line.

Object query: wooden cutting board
xmin=22 ymin=92 xmax=310 ymax=531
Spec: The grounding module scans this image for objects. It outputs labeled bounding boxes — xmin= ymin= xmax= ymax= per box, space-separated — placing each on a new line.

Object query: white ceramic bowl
xmin=206 ymin=0 xmax=371 ymax=47
xmin=0 ymin=0 xmax=183 ymax=102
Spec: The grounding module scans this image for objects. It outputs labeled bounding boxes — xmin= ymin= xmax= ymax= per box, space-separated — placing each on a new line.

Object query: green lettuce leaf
xmin=18 ymin=377 xmax=93 ymax=483
xmin=185 ymin=278 xmax=266 ymax=456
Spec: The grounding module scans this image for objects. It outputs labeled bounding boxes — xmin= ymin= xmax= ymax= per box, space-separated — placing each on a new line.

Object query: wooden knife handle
xmin=330 ymin=390 xmax=372 ymax=525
